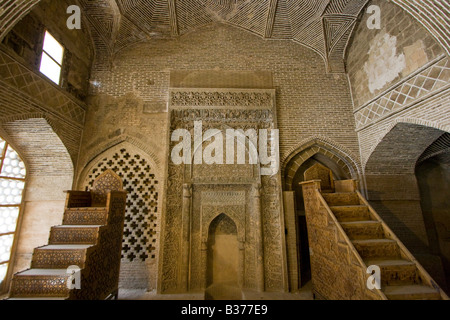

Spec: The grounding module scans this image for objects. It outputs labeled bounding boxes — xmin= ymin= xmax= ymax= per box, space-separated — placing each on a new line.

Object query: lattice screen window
xmin=85 ymin=148 xmax=159 ymax=262
xmin=0 ymin=137 xmax=26 ymax=285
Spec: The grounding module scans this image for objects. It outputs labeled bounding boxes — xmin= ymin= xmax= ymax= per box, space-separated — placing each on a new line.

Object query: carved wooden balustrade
xmin=8 ymin=170 xmax=127 ymax=300
xmin=300 ymin=178 xmax=449 ymax=300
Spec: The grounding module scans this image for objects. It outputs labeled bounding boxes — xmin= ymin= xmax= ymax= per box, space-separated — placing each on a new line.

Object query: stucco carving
xmin=159 ymin=88 xmax=285 ymax=293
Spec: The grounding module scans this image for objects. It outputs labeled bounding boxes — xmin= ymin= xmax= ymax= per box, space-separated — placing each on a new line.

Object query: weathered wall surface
xmin=347 ymin=0 xmax=449 ymax=166
xmin=346 ymin=0 xmax=449 ymax=282
xmin=347 ymin=0 xmax=446 ymax=111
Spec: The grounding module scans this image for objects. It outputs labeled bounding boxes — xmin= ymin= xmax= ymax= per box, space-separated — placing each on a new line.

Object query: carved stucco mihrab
xmin=159 ymin=88 xmax=286 ymax=293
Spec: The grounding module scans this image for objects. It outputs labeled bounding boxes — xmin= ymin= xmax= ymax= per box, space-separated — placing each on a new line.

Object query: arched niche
xmin=365 ymin=121 xmax=449 ymax=292
xmin=415 ymin=134 xmax=450 ymax=293
xmin=206 ymin=213 xmax=239 ymax=287
xmin=78 ymin=140 xmax=162 ymax=291
xmin=281 ymin=139 xmax=359 ymax=291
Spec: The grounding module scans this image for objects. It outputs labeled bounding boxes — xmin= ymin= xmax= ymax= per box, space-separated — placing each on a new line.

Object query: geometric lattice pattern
xmin=0 ymin=137 xmax=26 ymax=285
xmin=84 ymin=148 xmax=159 ymax=262
xmin=0 ymin=233 xmax=13 ymax=282
xmin=355 ymin=56 xmax=450 ymax=130
xmin=0 ymin=207 xmax=20 ymax=234
xmin=0 ymin=52 xmax=86 ymax=126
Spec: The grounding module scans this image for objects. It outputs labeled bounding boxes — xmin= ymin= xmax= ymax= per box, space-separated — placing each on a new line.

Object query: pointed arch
xmin=77 ymin=134 xmax=162 ymax=185
xmin=0 ymin=113 xmax=78 ymax=169
xmin=206 ymin=213 xmax=240 ymax=288
xmin=0 ymin=117 xmax=74 ymax=291
xmin=282 ymin=136 xmax=362 ymax=191
xmin=0 ymin=117 xmax=74 ymax=178
xmin=77 ymin=139 xmax=162 ymax=290
xmin=208 ymin=213 xmax=238 ymax=235
xmin=363 ymin=118 xmax=450 ymax=172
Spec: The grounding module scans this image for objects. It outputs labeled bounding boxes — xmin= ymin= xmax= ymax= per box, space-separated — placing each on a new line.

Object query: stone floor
xmin=0 ymin=281 xmax=314 ymax=300
xmin=118 ymin=281 xmax=313 ymax=300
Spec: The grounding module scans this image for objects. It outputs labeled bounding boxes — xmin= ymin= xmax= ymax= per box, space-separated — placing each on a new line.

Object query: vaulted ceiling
xmin=79 ymin=0 xmax=371 ymax=73
xmin=0 ymin=0 xmax=449 ymax=74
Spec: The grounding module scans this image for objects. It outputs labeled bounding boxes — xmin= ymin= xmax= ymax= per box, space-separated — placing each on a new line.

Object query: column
xmin=180 ymin=183 xmax=192 ymax=291
xmin=253 ymin=183 xmax=265 ymax=292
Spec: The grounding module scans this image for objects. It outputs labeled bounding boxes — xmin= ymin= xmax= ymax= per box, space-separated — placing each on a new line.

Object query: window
xmin=0 ymin=138 xmax=26 ymax=287
xmin=39 ymin=31 xmax=64 ymax=85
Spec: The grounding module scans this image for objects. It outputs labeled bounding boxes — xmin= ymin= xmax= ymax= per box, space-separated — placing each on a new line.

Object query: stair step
xmin=49 ymin=225 xmax=101 ymax=245
xmin=364 ymin=259 xmax=419 ymax=286
xmin=340 ymin=221 xmax=384 ymax=240
xmin=330 ymin=205 xmax=371 ymax=222
xmin=63 ymin=208 xmax=108 ymax=225
xmin=383 ymin=285 xmax=441 ymax=300
xmin=9 ymin=269 xmax=72 ymax=298
xmin=322 ymin=193 xmax=360 ymax=206
xmin=352 ymin=239 xmax=400 ymax=259
xmin=31 ymin=245 xmax=93 ymax=269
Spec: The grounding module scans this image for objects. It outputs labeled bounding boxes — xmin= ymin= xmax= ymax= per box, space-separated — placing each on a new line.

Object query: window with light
xmin=0 ymin=137 xmax=26 ymax=286
xmin=39 ymin=31 xmax=64 ymax=85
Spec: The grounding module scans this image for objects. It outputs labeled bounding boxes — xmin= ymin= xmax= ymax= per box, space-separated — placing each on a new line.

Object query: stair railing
xmin=356 ymin=190 xmax=449 ymax=300
xmin=301 ymin=179 xmax=387 ymax=300
xmin=315 ymin=187 xmax=388 ymax=300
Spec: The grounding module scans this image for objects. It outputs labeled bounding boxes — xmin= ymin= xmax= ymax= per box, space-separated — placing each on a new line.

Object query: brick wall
xmin=0 ymin=0 xmax=92 ymax=291
xmin=347 ymin=0 xmax=446 ymax=110
xmin=345 ymin=0 xmax=449 ymax=276
xmin=83 ymin=23 xmax=361 ymax=289
xmin=346 ymin=0 xmax=449 ymax=166
xmin=0 ymin=119 xmax=73 ymax=277
xmin=88 ymin=23 xmax=360 ymax=166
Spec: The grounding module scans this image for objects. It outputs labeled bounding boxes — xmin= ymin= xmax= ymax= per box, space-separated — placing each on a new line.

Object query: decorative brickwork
xmin=89 ymin=25 xmax=361 ymax=163
xmin=354 ymin=57 xmax=449 ymax=131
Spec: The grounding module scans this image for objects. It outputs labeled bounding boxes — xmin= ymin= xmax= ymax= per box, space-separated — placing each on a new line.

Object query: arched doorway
xmin=415 ymin=133 xmax=450 ymax=292
xmin=292 ymin=154 xmax=352 ymax=287
xmin=283 ymin=144 xmax=356 ymax=291
xmin=365 ymin=122 xmax=449 ymax=294
xmin=205 ymin=213 xmax=241 ymax=300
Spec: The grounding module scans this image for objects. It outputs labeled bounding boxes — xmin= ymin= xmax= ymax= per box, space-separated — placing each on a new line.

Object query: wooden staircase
xmin=7 ymin=170 xmax=127 ymax=300
xmin=300 ymin=163 xmax=448 ymax=300
xmin=309 ymin=180 xmax=449 ymax=300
